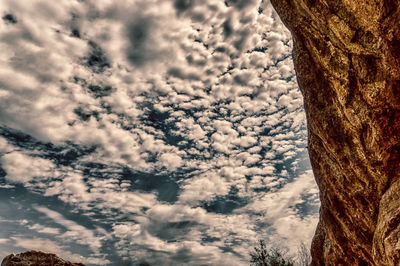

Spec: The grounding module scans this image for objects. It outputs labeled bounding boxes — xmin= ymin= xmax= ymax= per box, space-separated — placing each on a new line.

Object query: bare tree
xmin=250 ymin=240 xmax=294 ymax=266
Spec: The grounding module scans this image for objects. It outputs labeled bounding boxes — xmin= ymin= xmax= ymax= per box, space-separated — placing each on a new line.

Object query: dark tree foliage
xmin=250 ymin=240 xmax=294 ymax=266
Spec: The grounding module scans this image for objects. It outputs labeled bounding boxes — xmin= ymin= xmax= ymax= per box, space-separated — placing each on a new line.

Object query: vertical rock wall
xmin=269 ymin=1 xmax=400 ymax=265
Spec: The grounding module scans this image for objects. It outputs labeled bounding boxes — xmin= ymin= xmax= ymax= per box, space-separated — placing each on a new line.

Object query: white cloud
xmin=45 ymin=172 xmax=91 ymax=203
xmin=159 ymin=152 xmax=183 ymax=171
xmin=179 ymin=173 xmax=230 ymax=204
xmin=33 ymin=206 xmax=104 ymax=253
xmin=0 ymin=0 xmax=318 ymax=264
xmin=28 ymin=224 xmax=60 ymax=235
xmin=243 ymin=170 xmax=319 ymax=253
xmin=1 ymin=152 xmax=55 ymax=183
xmin=0 ymin=137 xmax=13 ymax=154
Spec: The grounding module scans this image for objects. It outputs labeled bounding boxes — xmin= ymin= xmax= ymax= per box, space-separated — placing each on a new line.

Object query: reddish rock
xmin=1 ymin=251 xmax=85 ymax=266
xmin=270 ymin=0 xmax=400 ymax=265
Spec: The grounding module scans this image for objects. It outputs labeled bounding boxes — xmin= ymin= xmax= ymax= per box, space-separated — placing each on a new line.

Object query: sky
xmin=0 ymin=0 xmax=319 ymax=265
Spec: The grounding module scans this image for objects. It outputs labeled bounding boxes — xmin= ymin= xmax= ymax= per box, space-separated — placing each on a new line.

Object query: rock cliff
xmin=1 ymin=251 xmax=85 ymax=266
xmin=269 ymin=0 xmax=400 ymax=265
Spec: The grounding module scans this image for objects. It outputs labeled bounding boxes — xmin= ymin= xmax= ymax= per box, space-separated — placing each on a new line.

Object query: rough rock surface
xmin=1 ymin=251 xmax=85 ymax=266
xmin=270 ymin=1 xmax=400 ymax=265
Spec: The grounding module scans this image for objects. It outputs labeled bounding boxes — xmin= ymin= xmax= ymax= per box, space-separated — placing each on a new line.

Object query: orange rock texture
xmin=269 ymin=1 xmax=400 ymax=265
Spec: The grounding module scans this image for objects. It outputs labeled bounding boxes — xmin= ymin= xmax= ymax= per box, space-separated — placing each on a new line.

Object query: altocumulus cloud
xmin=0 ymin=0 xmax=319 ymax=265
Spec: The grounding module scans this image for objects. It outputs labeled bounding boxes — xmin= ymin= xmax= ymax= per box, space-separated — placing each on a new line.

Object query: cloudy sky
xmin=0 ymin=0 xmax=319 ymax=265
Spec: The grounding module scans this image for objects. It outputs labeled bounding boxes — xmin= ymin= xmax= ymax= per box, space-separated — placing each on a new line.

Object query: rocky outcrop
xmin=269 ymin=1 xmax=400 ymax=265
xmin=1 ymin=251 xmax=85 ymax=266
